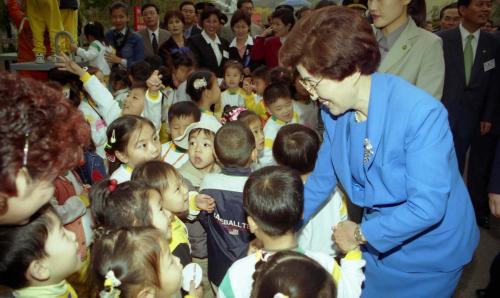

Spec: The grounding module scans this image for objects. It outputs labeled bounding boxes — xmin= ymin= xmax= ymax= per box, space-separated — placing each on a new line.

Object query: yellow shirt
xmin=13 ymin=280 xmax=78 ymax=298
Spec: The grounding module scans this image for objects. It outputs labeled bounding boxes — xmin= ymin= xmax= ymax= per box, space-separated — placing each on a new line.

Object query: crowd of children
xmin=0 ymin=2 xmax=367 ymax=298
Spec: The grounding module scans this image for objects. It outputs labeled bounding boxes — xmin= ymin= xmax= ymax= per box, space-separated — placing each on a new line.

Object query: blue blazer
xmin=304 ymin=73 xmax=479 ymax=272
xmin=105 ymin=28 xmax=145 ymax=70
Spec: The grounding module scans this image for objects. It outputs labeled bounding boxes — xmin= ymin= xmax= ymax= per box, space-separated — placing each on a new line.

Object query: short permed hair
xmin=231 ymin=9 xmax=252 ymax=28
xmin=243 ymin=166 xmax=304 ymax=236
xmin=167 ymin=101 xmax=201 ymax=123
xmin=215 ymin=122 xmax=255 ymax=168
xmin=263 ymin=83 xmax=292 ymax=106
xmin=271 ymin=8 xmax=295 ymax=29
xmin=279 ymin=6 xmax=380 ymax=81
xmin=0 ymin=73 xmax=90 ymax=215
xmin=273 ymin=124 xmax=320 ymax=175
xmin=0 ymin=205 xmax=58 ymax=289
xmin=164 ymin=10 xmax=185 ymax=25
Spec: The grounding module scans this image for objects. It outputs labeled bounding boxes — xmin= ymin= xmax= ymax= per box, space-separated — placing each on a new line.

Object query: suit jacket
xmin=138 ymin=28 xmax=171 ymax=57
xmin=251 ymin=35 xmax=281 ymax=69
xmin=437 ymin=27 xmax=500 ymax=138
xmin=377 ymin=19 xmax=445 ymax=100
xmin=304 ymin=73 xmax=478 ymax=275
xmin=187 ymin=33 xmax=229 ymax=78
xmin=105 ymin=28 xmax=145 ymax=69
xmin=490 ymin=141 xmax=500 ymax=194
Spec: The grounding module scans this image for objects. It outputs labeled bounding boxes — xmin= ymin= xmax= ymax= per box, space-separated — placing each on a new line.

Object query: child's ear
xmin=27 ymin=260 xmax=50 ymax=282
xmin=137 ymin=287 xmax=155 ymax=298
xmin=247 ymin=216 xmax=258 ymax=233
xmin=115 ymin=150 xmax=129 ymax=164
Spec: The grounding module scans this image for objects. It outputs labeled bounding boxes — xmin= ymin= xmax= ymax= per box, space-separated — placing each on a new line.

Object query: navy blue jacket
xmin=105 ymin=28 xmax=145 ymax=70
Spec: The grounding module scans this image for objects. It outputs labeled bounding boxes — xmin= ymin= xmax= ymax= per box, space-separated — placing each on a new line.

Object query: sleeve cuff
xmin=189 ymin=191 xmax=201 ymax=211
xmin=146 ymin=89 xmax=161 ymax=101
xmin=80 ymin=72 xmax=91 ymax=83
xmin=344 ymin=249 xmax=362 ymax=260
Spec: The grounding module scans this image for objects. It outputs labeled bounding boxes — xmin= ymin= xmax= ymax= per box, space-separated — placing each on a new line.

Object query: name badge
xmin=222 ymin=50 xmax=229 ymax=59
xmin=484 ymin=59 xmax=495 ymax=72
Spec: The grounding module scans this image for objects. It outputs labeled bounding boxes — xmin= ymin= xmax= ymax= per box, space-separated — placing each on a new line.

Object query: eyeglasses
xmin=298 ymin=77 xmax=323 ymax=94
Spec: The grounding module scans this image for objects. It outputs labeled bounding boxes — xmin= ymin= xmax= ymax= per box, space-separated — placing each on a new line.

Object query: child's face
xmin=172 ymin=65 xmax=192 ymax=88
xmin=122 ymin=88 xmax=145 ymax=116
xmin=188 ymin=130 xmax=216 ymax=171
xmin=268 ymin=97 xmax=294 ymax=123
xmin=112 ymin=80 xmax=127 ymax=92
xmin=162 ymin=173 xmax=189 ymax=213
xmin=148 ymin=190 xmax=173 ymax=239
xmin=117 ymin=123 xmax=161 ymax=168
xmin=204 ymin=77 xmax=221 ymax=106
xmin=253 ymin=78 xmax=266 ymax=96
xmin=169 ymin=115 xmax=196 ymax=141
xmin=111 ymin=7 xmax=129 ymax=31
xmin=248 ymin=120 xmax=265 ymax=151
xmin=224 ymin=67 xmax=242 ymax=89
xmin=43 ymin=212 xmax=81 ymax=282
xmin=158 ymin=242 xmax=183 ymax=296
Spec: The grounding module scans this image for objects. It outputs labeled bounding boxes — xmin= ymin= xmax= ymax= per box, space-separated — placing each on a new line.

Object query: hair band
xmin=99 ymin=270 xmax=121 ymax=298
xmin=108 ymin=179 xmax=118 ymax=192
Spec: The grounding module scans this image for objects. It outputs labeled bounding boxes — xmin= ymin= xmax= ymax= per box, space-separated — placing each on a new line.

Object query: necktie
xmin=464 ymin=34 xmax=474 ymax=85
xmin=152 ymin=32 xmax=158 ymax=55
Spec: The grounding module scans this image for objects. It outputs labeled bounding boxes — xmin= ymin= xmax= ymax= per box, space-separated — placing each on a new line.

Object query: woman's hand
xmin=489 ymin=193 xmax=500 ymax=218
xmin=260 ymin=26 xmax=274 ymax=38
xmin=104 ymin=51 xmax=123 ymax=64
xmin=55 ymin=52 xmax=86 ymax=77
xmin=333 ymin=220 xmax=359 ymax=253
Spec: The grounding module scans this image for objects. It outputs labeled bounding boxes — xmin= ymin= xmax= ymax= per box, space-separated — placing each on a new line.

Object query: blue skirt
xmin=361 ymin=252 xmax=463 ymax=298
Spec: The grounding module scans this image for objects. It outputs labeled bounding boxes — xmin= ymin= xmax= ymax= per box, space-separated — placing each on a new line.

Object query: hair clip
xmin=256 ymin=250 xmax=271 ymax=262
xmin=99 ymin=270 xmax=121 ymax=298
xmin=193 ymin=78 xmax=208 ymax=90
xmin=22 ymin=130 xmax=30 ymax=167
xmin=273 ymin=293 xmax=289 ymax=298
xmin=110 ymin=129 xmax=116 ymax=144
xmin=228 ymin=107 xmax=247 ymax=122
xmin=105 ymin=151 xmax=116 ymax=163
xmin=108 ymin=179 xmax=118 ymax=192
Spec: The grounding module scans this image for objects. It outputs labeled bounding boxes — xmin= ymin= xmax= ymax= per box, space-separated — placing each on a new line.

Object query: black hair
xmin=440 ymin=2 xmax=457 ymax=19
xmin=0 ymin=205 xmax=58 ymax=289
xmin=275 ymin=4 xmax=294 ymax=13
xmin=200 ymin=6 xmax=223 ymax=24
xmin=168 ymin=101 xmax=202 ymax=123
xmin=104 ymin=115 xmax=156 ymax=172
xmin=110 ymin=65 xmax=131 ymax=88
xmin=237 ymin=0 xmax=253 ymax=9
xmin=315 ymin=0 xmax=337 ymax=9
xmin=215 ymin=121 xmax=255 ymax=168
xmin=90 ymin=180 xmax=157 ymax=229
xmin=109 ymin=1 xmax=128 ymax=14
xmin=251 ymin=65 xmax=268 ymax=80
xmin=263 ymin=83 xmax=292 ymax=106
xmin=164 ymin=10 xmax=185 ymax=25
xmin=141 ymin=2 xmax=160 ymax=14
xmin=83 ymin=21 xmax=105 ymax=43
xmin=266 ymin=66 xmax=293 ymax=86
xmin=130 ymin=61 xmax=152 ymax=84
xmin=144 ymin=55 xmax=164 ymax=70
xmin=231 ymin=9 xmax=252 ymax=28
xmin=169 ymin=50 xmax=196 ymax=69
xmin=457 ymin=0 xmax=472 ymax=8
xmin=223 ymin=60 xmax=244 ymax=76
xmin=251 ymin=251 xmax=337 ymax=298
xmin=186 ymin=70 xmax=216 ymax=103
xmin=408 ymin=0 xmax=427 ymax=28
xmin=179 ymin=1 xmax=195 ymax=10
xmin=243 ymin=166 xmax=304 ymax=236
xmin=273 ymin=124 xmax=320 ymax=175
xmin=271 ymin=8 xmax=296 ymax=29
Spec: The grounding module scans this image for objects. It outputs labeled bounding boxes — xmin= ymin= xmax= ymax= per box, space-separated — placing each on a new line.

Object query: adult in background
xmin=187 ymin=6 xmax=229 ymax=78
xmin=280 ymin=6 xmax=479 ymax=297
xmin=0 ymin=72 xmax=90 ymax=225
xmin=219 ymin=0 xmax=263 ymax=41
xmin=105 ymin=1 xmax=145 ymax=69
xmin=437 ymin=0 xmax=499 ymax=185
xmin=159 ymin=11 xmax=189 ymax=61
xmin=439 ymin=2 xmax=461 ymax=31
xmin=228 ymin=9 xmax=255 ymax=75
xmin=251 ymin=8 xmax=294 ymax=69
xmin=369 ymin=0 xmax=445 ymax=100
xmin=138 ymin=3 xmax=171 ymax=58
xmin=180 ymin=1 xmax=202 ymax=39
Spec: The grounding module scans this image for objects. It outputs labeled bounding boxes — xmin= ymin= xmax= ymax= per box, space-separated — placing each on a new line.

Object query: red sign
xmin=133 ymin=6 xmax=146 ymax=31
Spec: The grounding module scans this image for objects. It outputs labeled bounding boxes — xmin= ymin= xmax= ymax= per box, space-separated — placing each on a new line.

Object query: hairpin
xmin=193 ymin=78 xmax=208 ymax=90
xmin=22 ymin=130 xmax=30 ymax=167
xmin=108 ymin=179 xmax=118 ymax=192
xmin=273 ymin=293 xmax=289 ymax=298
xmin=99 ymin=270 xmax=121 ymax=298
xmin=171 ymin=47 xmax=190 ymax=55
xmin=105 ymin=151 xmax=116 ymax=163
xmin=110 ymin=129 xmax=116 ymax=144
xmin=256 ymin=250 xmax=271 ymax=262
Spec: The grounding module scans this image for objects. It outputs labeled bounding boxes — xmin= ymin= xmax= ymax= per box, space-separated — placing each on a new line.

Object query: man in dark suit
xmin=138 ymin=3 xmax=170 ymax=58
xmin=180 ymin=1 xmax=202 ymax=39
xmin=437 ymin=0 xmax=500 ymax=228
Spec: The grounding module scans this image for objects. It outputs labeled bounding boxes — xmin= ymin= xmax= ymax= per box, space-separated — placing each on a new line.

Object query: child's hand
xmin=55 ymin=52 xmax=86 ymax=77
xmin=242 ymin=78 xmax=253 ymax=94
xmin=332 ymin=220 xmax=359 ymax=253
xmin=188 ymin=280 xmax=203 ymax=298
xmin=195 ymin=194 xmax=215 ymax=213
xmin=147 ymin=70 xmax=163 ymax=92
xmin=69 ymin=43 xmax=78 ymax=53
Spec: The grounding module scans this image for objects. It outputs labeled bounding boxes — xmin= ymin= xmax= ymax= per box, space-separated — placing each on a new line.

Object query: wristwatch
xmin=354 ymin=224 xmax=367 ymax=245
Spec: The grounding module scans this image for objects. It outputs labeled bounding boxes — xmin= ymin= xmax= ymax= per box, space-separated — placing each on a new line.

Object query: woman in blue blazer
xmin=280 ymin=7 xmax=479 ymax=298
